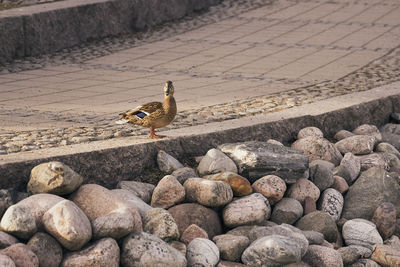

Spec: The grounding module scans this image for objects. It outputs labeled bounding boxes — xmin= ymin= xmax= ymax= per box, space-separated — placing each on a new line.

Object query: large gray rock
xmin=143 ymin=208 xmax=180 ymax=242
xmin=121 ymin=232 xmax=186 ymax=267
xmin=197 ymin=148 xmax=238 ymax=176
xmin=342 ymin=167 xmax=400 ymax=220
xmin=116 ymin=181 xmax=155 ymax=204
xmin=219 ymin=141 xmax=309 ymax=183
xmin=27 ymin=161 xmax=83 ymax=195
xmin=295 ymin=211 xmax=338 ymax=243
xmin=61 ymin=238 xmax=120 ymax=267
xmin=342 ymin=219 xmax=383 ymax=249
xmin=213 ymin=234 xmax=250 ymax=262
xmin=303 ymin=245 xmax=344 ymax=267
xmin=184 ymin=178 xmax=233 ymax=207
xmin=270 ymin=198 xmax=303 ymax=225
xmin=309 ymin=160 xmax=334 ymax=191
xmin=27 ymin=232 xmax=63 ymax=267
xmin=186 ymin=238 xmax=220 ymax=267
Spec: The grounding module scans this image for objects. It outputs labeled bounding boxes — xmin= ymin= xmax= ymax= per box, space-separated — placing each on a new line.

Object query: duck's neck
xmin=163 ymin=95 xmax=177 ymax=113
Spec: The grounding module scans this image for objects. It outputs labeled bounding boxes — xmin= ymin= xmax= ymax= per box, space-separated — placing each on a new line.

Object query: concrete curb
xmin=0 ymin=0 xmax=220 ymax=63
xmin=1 ymin=82 xmax=400 ymax=191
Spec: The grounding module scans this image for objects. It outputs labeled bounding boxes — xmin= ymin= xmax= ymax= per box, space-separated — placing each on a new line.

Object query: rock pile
xmin=0 ymin=117 xmax=400 ymax=266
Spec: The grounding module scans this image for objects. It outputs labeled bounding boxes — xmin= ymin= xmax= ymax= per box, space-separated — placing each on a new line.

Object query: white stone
xmin=187 ymin=238 xmax=220 ymax=267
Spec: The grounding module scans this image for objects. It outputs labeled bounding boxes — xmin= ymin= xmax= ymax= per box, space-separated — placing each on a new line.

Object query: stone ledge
xmin=0 ymin=0 xmax=220 ymax=63
xmin=1 ymin=82 xmax=399 ymax=191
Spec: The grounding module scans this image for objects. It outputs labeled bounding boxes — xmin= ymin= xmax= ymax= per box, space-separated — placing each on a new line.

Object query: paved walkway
xmin=1 ymin=0 xmax=400 ymax=154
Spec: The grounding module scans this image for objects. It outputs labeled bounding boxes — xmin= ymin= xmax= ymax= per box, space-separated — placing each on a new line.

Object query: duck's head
xmin=164 ymin=81 xmax=174 ymax=97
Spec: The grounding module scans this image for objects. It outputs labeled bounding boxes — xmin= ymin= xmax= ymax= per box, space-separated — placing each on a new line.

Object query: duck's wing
xmin=120 ymin=102 xmax=163 ymax=120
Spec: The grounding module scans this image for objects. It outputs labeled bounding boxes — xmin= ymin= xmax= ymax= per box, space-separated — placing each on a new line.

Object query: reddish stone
xmin=180 ymin=224 xmax=209 ymax=245
xmin=372 ymin=202 xmax=396 ymax=240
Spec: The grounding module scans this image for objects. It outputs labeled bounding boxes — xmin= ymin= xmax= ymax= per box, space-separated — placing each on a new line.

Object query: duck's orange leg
xmin=149 ymin=127 xmax=165 ymax=139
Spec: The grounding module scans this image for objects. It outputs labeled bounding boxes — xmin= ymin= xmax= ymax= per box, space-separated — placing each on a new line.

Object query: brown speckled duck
xmin=116 ymin=81 xmax=177 ymax=139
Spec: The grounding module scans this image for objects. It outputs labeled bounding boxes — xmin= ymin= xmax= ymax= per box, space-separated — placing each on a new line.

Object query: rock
xmin=181 ymin=224 xmax=208 ymax=245
xmin=270 ymin=197 xmax=303 ymax=225
xmin=203 ymin=172 xmax=252 ymax=197
xmin=172 ymin=167 xmax=198 ymax=184
xmin=42 ymin=200 xmax=91 ymax=250
xmin=0 ymin=205 xmax=37 ymax=239
xmin=111 ymin=189 xmax=151 ymax=219
xmin=117 ymin=180 xmax=155 ymax=204
xmin=0 ymin=190 xmax=18 ymax=219
xmin=61 ymin=238 xmax=120 ymax=267
xmin=385 ymin=152 xmax=400 ymax=168
xmin=169 ymin=240 xmax=186 ymax=255
xmin=157 ymin=150 xmax=184 ymax=173
xmin=302 ymin=230 xmax=325 ymax=245
xmin=332 ymin=175 xmax=349 ymax=194
xmin=335 ymin=135 xmax=376 ymax=155
xmin=318 ymin=188 xmax=344 ymax=221
xmin=297 ymin=126 xmax=324 ymax=139
xmin=226 ymin=225 xmax=260 ymax=239
xmin=27 ymin=232 xmax=62 ymax=267
xmin=222 ymin=193 xmax=271 ymax=228
xmin=381 ymin=124 xmax=400 ymax=150
xmin=343 ymin=219 xmax=383 ymax=249
xmin=70 ymin=184 xmax=142 ymax=240
xmin=302 ymin=245 xmax=343 ymax=267
xmin=352 ymin=124 xmax=382 ymax=143
xmin=151 ymin=175 xmax=185 ymax=209
xmin=184 ymin=178 xmax=233 ymax=207
xmin=187 ymin=238 xmax=219 ymax=267
xmin=342 ymin=167 xmax=400 ymax=220
xmin=27 ymin=161 xmax=83 ymax=195
xmin=337 ymin=246 xmax=362 ymax=266
xmin=121 ymin=232 xmax=186 ymax=267
xmin=168 ymin=203 xmax=222 ymax=239
xmin=371 ymin=243 xmax=400 ymax=267
xmin=217 ymin=261 xmax=248 ymax=267
xmin=0 ymin=231 xmax=18 ymax=249
xmin=376 ymin=142 xmax=400 ymax=159
xmin=0 ymin=254 xmax=15 ymax=267
xmin=213 ymin=234 xmax=250 ymax=262
xmin=286 ymin=178 xmax=320 ymax=205
xmin=309 ymin=160 xmax=334 ymax=191
xmin=143 ymin=208 xmax=179 ymax=242
xmin=348 ymin=245 xmax=373 ymax=258
xmin=291 ymin=136 xmax=343 ymax=166
xmin=197 ymin=148 xmax=238 ymax=176
xmin=335 ymin=152 xmax=361 ymax=184
xmin=1 ymin=243 xmax=39 ymax=267
xmin=349 ymin=259 xmax=380 ymax=267
xmin=390 ymin=113 xmax=400 ymax=123
xmin=303 ymin=196 xmax=317 ymax=214
xmin=252 ymin=175 xmax=286 ymax=205
xmin=242 ymin=234 xmax=304 ymax=267
xmin=267 ymin=139 xmax=284 ymax=146
xmin=334 ymin=130 xmax=355 ymax=141
xmin=372 ymin=202 xmax=396 ymax=240
xmin=357 ymin=153 xmax=389 ymax=171
xmin=219 ymin=141 xmax=309 ymax=183
xmin=384 ymin=235 xmax=400 ymax=250
xmin=295 ymin=211 xmax=338 ymax=243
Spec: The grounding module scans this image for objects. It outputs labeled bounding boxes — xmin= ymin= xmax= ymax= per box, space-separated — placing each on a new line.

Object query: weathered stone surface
xmin=309 ymin=160 xmax=334 ymax=191
xmin=42 ymin=200 xmax=91 ymax=250
xmin=0 ymin=231 xmax=18 ymax=249
xmin=92 ymin=208 xmax=137 ymax=240
xmin=121 ymin=232 xmax=186 ymax=267
xmin=297 ymin=126 xmax=324 ymax=139
xmin=286 ymin=178 xmax=320 ymax=205
xmin=335 ymin=152 xmax=361 ymax=184
xmin=267 ymin=139 xmax=284 ymax=146
xmin=222 ymin=193 xmax=271 ymax=228
xmin=318 ymin=188 xmax=344 ymax=221
xmin=0 ymin=254 xmax=15 ymax=267
xmin=296 ymin=211 xmax=338 ymax=243
xmin=291 ymin=136 xmax=343 ymax=166
xmin=181 ymin=224 xmax=208 ymax=245
xmin=376 ymin=142 xmax=400 ymax=159
xmin=353 ymin=124 xmax=382 ymax=143
xmin=117 ymin=180 xmax=155 ymax=204
xmin=242 ymin=234 xmax=304 ymax=267
xmin=144 ymin=208 xmax=179 ymax=242
xmin=303 ymin=245 xmax=343 ymax=267
xmin=172 ymin=167 xmax=198 ymax=184
xmin=343 ymin=219 xmax=383 ymax=249
xmin=381 ymin=124 xmax=400 ymax=151
xmin=169 ymin=240 xmax=186 ymax=256
xmin=219 ymin=141 xmax=309 ymax=183
xmin=357 ymin=153 xmax=390 ymax=171
xmin=372 ymin=202 xmax=396 ymax=240
xmin=348 ymin=245 xmax=373 ymax=258
xmin=151 ymin=175 xmax=185 ymax=209
xmin=270 ymin=197 xmax=303 ymax=225
xmin=349 ymin=259 xmax=380 ymax=267
xmin=342 ymin=167 xmax=400 ymax=220
xmin=27 ymin=161 xmax=83 ymax=195
xmin=168 ymin=203 xmax=222 ymax=239
xmin=0 ymin=205 xmax=37 ymax=239
xmin=252 ymin=175 xmax=286 ymax=205
xmin=335 ymin=135 xmax=376 ymax=155
xmin=187 ymin=238 xmax=220 ymax=267
xmin=197 ymin=148 xmax=238 ymax=176
xmin=384 ymin=235 xmax=400 ymax=250
xmin=338 ymin=246 xmax=362 ymax=266
xmin=203 ymin=172 xmax=252 ymax=197
xmin=332 ymin=175 xmax=349 ymax=194
xmin=303 ymin=196 xmax=317 ymax=215
xmin=157 ymin=150 xmax=184 ymax=173
xmin=371 ymin=244 xmax=400 ymax=267
xmin=1 ymin=243 xmax=39 ymax=267
xmin=61 ymin=238 xmax=120 ymax=267
xmin=226 ymin=225 xmax=260 ymax=239
xmin=213 ymin=234 xmax=249 ymax=262
xmin=218 ymin=261 xmax=248 ymax=267
xmin=302 ymin=230 xmax=325 ymax=245
xmin=184 ymin=178 xmax=233 ymax=207
xmin=27 ymin=232 xmax=63 ymax=267
xmin=385 ymin=152 xmax=400 ymax=167
xmin=111 ymin=189 xmax=151 ymax=219
xmin=334 ymin=130 xmax=355 ymax=141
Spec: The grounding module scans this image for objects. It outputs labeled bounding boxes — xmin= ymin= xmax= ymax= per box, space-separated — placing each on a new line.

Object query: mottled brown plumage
xmin=117 ymin=81 xmax=177 ymax=139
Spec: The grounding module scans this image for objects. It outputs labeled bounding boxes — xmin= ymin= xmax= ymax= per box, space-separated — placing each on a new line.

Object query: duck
xmin=116 ymin=81 xmax=177 ymax=139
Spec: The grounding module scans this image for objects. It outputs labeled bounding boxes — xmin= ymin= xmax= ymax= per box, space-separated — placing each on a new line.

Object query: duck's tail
xmin=115 ymin=119 xmax=129 ymax=125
